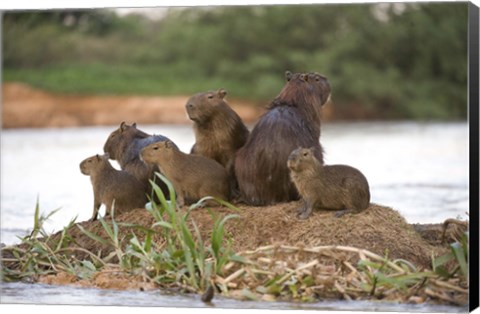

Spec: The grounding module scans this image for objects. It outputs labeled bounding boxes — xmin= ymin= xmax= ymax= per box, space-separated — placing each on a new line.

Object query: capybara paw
xmin=176 ymin=200 xmax=185 ymax=208
xmin=335 ymin=209 xmax=354 ymax=218
xmin=297 ymin=211 xmax=311 ymax=220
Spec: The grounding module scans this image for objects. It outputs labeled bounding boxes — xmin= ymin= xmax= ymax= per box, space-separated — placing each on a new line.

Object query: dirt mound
xmin=2 ymin=82 xmax=265 ymax=128
xmin=57 ymin=202 xmax=444 ymax=270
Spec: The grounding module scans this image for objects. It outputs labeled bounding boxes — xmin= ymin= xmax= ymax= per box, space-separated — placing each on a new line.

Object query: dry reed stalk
xmin=215 ymin=242 xmax=468 ymax=306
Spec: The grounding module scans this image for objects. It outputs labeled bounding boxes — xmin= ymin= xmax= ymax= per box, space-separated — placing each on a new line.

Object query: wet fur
xmin=234 ymin=72 xmax=330 ymax=205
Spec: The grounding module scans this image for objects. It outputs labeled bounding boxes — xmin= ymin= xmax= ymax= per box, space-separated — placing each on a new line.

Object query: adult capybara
xmin=140 ymin=140 xmax=230 ymax=207
xmin=103 ymin=122 xmax=176 ymax=198
xmin=234 ymin=71 xmax=331 ymax=205
xmin=186 ymin=88 xmax=249 ymax=194
xmin=287 ymin=147 xmax=370 ymax=219
xmin=80 ymin=153 xmax=147 ymax=221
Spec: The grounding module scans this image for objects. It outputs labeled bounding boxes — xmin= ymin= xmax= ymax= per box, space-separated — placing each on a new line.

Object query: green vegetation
xmin=1 ymin=198 xmax=103 ymax=282
xmin=2 ymin=3 xmax=468 ymax=120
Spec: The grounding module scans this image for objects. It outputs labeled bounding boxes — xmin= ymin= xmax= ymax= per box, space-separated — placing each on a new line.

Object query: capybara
xmin=186 ymin=88 xmax=249 ymax=194
xmin=80 ymin=153 xmax=148 ymax=221
xmin=287 ymin=147 xmax=370 ymax=219
xmin=103 ymin=122 xmax=176 ymax=198
xmin=234 ymin=71 xmax=331 ymax=205
xmin=140 ymin=140 xmax=230 ymax=207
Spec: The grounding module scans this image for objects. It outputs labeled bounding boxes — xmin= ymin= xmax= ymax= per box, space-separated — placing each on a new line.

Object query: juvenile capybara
xmin=186 ymin=88 xmax=249 ymax=194
xmin=234 ymin=71 xmax=331 ymax=205
xmin=140 ymin=140 xmax=230 ymax=207
xmin=80 ymin=153 xmax=148 ymax=221
xmin=103 ymin=122 xmax=176 ymax=197
xmin=287 ymin=147 xmax=370 ymax=219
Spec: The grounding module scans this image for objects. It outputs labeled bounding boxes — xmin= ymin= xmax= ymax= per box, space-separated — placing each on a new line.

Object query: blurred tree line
xmin=3 ymin=3 xmax=468 ymax=120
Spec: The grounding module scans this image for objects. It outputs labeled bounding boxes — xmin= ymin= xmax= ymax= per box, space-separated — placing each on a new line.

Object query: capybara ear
xmin=120 ymin=121 xmax=127 ymax=132
xmin=165 ymin=140 xmax=173 ymax=148
xmin=132 ymin=122 xmax=137 ymax=128
xmin=218 ymin=88 xmax=227 ymax=99
xmin=96 ymin=154 xmax=101 ymax=161
xmin=285 ymin=71 xmax=293 ymax=81
xmin=303 ymin=73 xmax=309 ymax=82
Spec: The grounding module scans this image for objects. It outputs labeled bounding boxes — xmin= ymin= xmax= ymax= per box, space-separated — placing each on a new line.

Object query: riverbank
xmin=3 ymin=82 xmax=335 ymax=129
xmin=2 ymin=82 xmax=269 ymax=128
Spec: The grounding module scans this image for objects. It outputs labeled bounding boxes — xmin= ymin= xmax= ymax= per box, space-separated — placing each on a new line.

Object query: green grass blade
xmin=144 ymin=230 xmax=153 ymax=253
xmin=211 ymin=214 xmax=239 ymax=259
xmin=450 ymin=242 xmax=468 ymax=278
xmin=99 ymin=218 xmax=115 ymax=243
xmin=149 ymin=178 xmax=169 ymax=213
xmin=152 ymin=221 xmax=174 ymax=230
xmin=32 ymin=196 xmax=41 ymax=235
xmin=76 ymin=225 xmax=109 ymax=246
xmin=154 ymin=172 xmax=177 ymax=208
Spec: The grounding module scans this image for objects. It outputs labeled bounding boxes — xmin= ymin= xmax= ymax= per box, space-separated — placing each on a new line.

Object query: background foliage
xmin=3 ymin=3 xmax=468 ymax=120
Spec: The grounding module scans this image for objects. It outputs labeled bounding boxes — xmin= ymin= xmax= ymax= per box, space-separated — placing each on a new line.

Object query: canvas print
xmin=1 ymin=2 xmax=476 ymax=312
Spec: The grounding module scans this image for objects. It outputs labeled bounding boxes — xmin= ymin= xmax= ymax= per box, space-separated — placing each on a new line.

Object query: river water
xmin=0 ymin=121 xmax=469 ymax=312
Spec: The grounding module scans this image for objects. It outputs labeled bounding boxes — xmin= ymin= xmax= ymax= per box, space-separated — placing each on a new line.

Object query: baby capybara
xmin=140 ymin=140 xmax=230 ymax=207
xmin=186 ymin=88 xmax=249 ymax=194
xmin=234 ymin=71 xmax=331 ymax=205
xmin=80 ymin=153 xmax=147 ymax=221
xmin=103 ymin=122 xmax=176 ymax=197
xmin=287 ymin=147 xmax=370 ymax=219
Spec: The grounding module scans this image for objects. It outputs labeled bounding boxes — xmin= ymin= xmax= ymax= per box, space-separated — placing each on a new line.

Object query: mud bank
xmin=2 ymin=82 xmax=268 ymax=128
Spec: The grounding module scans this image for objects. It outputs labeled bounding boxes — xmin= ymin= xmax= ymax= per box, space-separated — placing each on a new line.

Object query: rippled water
xmin=0 ymin=121 xmax=469 ymax=311
xmin=0 ymin=282 xmax=467 ymax=312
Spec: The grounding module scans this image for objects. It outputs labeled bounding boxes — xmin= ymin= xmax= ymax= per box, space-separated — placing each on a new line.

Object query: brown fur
xmin=186 ymin=88 xmax=249 ymax=194
xmin=234 ymin=71 xmax=331 ymax=205
xmin=140 ymin=140 xmax=230 ymax=207
xmin=287 ymin=147 xmax=370 ymax=219
xmin=103 ymin=122 xmax=175 ymax=198
xmin=80 ymin=154 xmax=147 ymax=221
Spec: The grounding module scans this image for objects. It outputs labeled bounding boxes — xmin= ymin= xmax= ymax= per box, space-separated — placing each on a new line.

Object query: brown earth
xmin=1 ymin=82 xmax=335 ymax=128
xmin=47 ymin=202 xmax=451 ymax=270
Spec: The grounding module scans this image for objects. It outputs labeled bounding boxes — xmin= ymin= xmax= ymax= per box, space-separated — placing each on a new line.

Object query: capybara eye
xmin=208 ymin=94 xmax=214 ymax=99
xmin=153 ymin=146 xmax=159 ymax=150
xmin=303 ymin=152 xmax=308 ymax=156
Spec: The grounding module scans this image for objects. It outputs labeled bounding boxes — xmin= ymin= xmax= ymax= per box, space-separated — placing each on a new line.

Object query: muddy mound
xmin=58 ymin=202 xmax=442 ymax=269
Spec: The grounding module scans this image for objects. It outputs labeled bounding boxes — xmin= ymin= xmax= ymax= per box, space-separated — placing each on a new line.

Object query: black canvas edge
xmin=469 ymin=1 xmax=480 ymax=313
